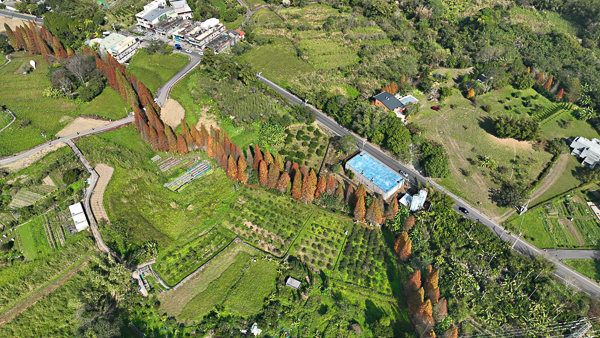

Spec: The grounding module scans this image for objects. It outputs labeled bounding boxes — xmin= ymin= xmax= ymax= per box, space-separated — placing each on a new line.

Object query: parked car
xmin=458 ymin=207 xmax=469 ymax=214
xmin=399 ymin=170 xmax=408 ymax=177
xmin=431 ymin=106 xmax=440 ymax=111
xmin=185 ymin=49 xmax=192 ymax=53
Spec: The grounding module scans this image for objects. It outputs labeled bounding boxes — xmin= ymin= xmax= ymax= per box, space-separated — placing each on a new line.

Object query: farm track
xmin=498 ymin=154 xmax=569 ymax=223
xmin=0 ymin=256 xmax=90 ymax=327
xmin=42 ymin=214 xmax=56 ymax=251
xmin=91 ymin=164 xmax=114 ymax=224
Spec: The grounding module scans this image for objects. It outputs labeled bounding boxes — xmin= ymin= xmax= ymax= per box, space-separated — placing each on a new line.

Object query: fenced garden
xmin=153 ymin=227 xmax=232 ymax=286
xmin=505 ymin=194 xmax=600 ymax=248
xmin=335 ymin=225 xmax=394 ymax=294
xmin=218 ymin=188 xmax=313 ymax=255
xmin=165 ymin=161 xmax=213 ymax=192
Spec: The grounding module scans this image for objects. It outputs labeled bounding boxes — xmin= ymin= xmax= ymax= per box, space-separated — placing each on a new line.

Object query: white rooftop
xmin=571 ymin=136 xmax=600 ymax=168
xmin=68 ymin=202 xmax=89 ymax=232
xmin=285 ymin=276 xmax=301 ymax=289
xmin=399 ymin=194 xmax=412 ymax=208
xmin=172 ymin=0 xmax=191 ymax=14
xmin=399 ymin=94 xmax=419 ymax=107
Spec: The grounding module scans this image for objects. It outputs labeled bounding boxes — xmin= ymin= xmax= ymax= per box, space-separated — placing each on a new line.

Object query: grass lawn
xmin=225 ymin=15 xmax=244 ymax=30
xmin=77 ymin=87 xmax=129 ymax=120
xmin=77 ymin=126 xmax=239 ymax=255
xmin=412 ymin=89 xmax=553 ymax=218
xmin=158 ymin=242 xmax=257 ymax=317
xmin=127 ymin=49 xmax=189 ymax=93
xmin=540 ymin=111 xmax=600 ymax=140
xmin=178 ymin=250 xmax=254 ymax=320
xmin=564 ymin=259 xmax=600 ymax=282
xmin=236 ymin=43 xmax=315 ymax=84
xmin=532 ymin=155 xmax=583 ymax=204
xmin=222 ymin=258 xmax=279 ymax=316
xmin=245 ymin=0 xmax=266 ymax=10
xmin=0 ymin=53 xmax=134 ymax=156
xmin=18 ymin=222 xmax=37 ymax=260
xmin=0 ymin=108 xmax=14 ymax=130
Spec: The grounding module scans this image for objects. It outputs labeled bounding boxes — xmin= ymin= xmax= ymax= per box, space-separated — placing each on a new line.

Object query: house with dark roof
xmin=372 ymin=92 xmax=419 ymax=122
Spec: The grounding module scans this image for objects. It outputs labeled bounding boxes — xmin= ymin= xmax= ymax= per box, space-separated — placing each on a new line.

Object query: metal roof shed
xmin=285 ymin=276 xmax=301 ymax=289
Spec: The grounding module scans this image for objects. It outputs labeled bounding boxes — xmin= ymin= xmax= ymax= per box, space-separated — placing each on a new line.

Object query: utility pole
xmin=566 ymin=318 xmax=592 ymax=338
xmin=512 ymin=199 xmax=530 ymax=249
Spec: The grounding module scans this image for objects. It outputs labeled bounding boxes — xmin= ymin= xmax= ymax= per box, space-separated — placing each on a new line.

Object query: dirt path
xmin=0 ymin=258 xmax=89 ymax=327
xmin=55 ymin=117 xmax=111 ymax=137
xmin=498 ymin=154 xmax=569 ymax=222
xmin=0 ymin=143 xmax=66 ymax=173
xmin=91 ymin=164 xmax=114 ymax=223
xmin=565 ymin=221 xmax=585 ymax=246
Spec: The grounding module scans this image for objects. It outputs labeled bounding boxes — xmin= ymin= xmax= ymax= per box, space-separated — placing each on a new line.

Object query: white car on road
xmin=184 ymin=49 xmax=193 ymax=53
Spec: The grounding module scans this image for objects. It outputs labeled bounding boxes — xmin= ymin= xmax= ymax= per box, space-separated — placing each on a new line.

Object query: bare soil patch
xmin=0 ymin=17 xmax=25 ymax=33
xmin=488 ymin=133 xmax=533 ymax=150
xmin=42 ymin=175 xmax=55 ymax=186
xmin=55 ymin=117 xmax=111 ymax=137
xmin=243 ymin=220 xmax=284 ymax=252
xmin=160 ymin=99 xmax=186 ymax=129
xmin=195 ymin=106 xmax=218 ymax=131
xmin=92 ymin=164 xmax=114 ymax=223
xmin=0 ymin=143 xmax=66 ymax=173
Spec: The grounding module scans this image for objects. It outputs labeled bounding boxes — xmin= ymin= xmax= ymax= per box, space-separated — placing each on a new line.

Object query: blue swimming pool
xmin=346 ymin=152 xmax=403 ymax=193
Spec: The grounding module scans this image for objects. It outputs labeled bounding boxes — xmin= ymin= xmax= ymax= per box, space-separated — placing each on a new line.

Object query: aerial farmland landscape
xmin=1 ymin=0 xmax=600 ymax=336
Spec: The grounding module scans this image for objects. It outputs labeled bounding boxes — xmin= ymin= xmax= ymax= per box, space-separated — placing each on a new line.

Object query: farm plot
xmin=280 ymin=124 xmax=329 ymax=169
xmin=293 ymin=211 xmax=351 ymax=271
xmin=335 ymin=225 xmax=394 ymax=294
xmin=218 ymin=188 xmax=313 ymax=255
xmin=165 ymin=161 xmax=213 ymax=192
xmin=506 ymin=195 xmax=600 ymax=248
xmin=8 ymin=189 xmax=43 ymax=209
xmin=17 ymin=217 xmax=52 ymax=260
xmin=154 ymin=227 xmax=233 ymax=286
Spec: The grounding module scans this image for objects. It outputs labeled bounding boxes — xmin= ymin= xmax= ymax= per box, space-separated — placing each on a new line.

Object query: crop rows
xmin=532 ymin=103 xmax=572 ymax=122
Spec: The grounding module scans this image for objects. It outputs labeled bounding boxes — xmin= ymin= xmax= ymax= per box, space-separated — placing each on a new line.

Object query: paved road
xmin=257 ymin=75 xmax=600 ymax=299
xmin=0 ymin=116 xmax=134 ymax=167
xmin=0 ymin=109 xmax=16 ymax=134
xmin=155 ymin=54 xmax=201 ymax=107
xmin=547 ymin=249 xmax=600 ymax=260
xmin=0 ymin=9 xmax=43 ymax=25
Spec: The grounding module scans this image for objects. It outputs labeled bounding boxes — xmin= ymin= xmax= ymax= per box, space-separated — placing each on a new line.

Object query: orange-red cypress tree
xmin=405 ymin=215 xmax=416 ymax=231
xmin=238 ymin=157 xmax=248 ymax=183
xmin=263 ymin=151 xmax=274 ymax=167
xmin=235 ymin=145 xmax=243 ymax=161
xmin=14 ymin=27 xmax=26 ymax=51
xmin=4 ymin=24 xmax=18 ymax=50
xmin=543 ymin=75 xmax=553 ymax=90
xmin=177 ymin=133 xmax=188 ymax=155
xmin=267 ymin=164 xmax=280 ymax=189
xmin=157 ymin=128 xmax=168 ymax=151
xmin=149 ymin=125 xmax=158 ymax=150
xmin=345 ymin=184 xmax=355 ymax=206
xmin=301 ymin=174 xmax=315 ymax=204
xmin=315 ymin=176 xmax=326 ymax=198
xmin=466 ymin=88 xmax=475 ymax=99
xmin=355 ymin=184 xmax=367 ymax=199
xmin=354 ymin=195 xmax=366 ymax=221
xmin=221 ymin=154 xmax=228 ymax=171
xmin=291 ymin=171 xmax=302 ymax=201
xmin=277 ymin=172 xmax=290 ymax=193
xmin=206 ymin=136 xmax=214 ymax=158
xmin=253 ymin=144 xmax=263 ymax=170
xmin=274 ymin=153 xmax=284 ymax=172
xmin=365 ymin=199 xmax=382 ymax=225
xmin=259 ymin=160 xmax=268 ymax=186
xmin=215 ymin=143 xmax=224 ymax=166
xmin=165 ymin=126 xmax=177 ymax=153
xmin=406 ymin=270 xmax=422 ymax=293
xmin=223 ymin=134 xmax=231 ymax=155
xmin=227 ymin=156 xmax=238 ymax=180
xmin=556 ymin=88 xmax=564 ymax=100
xmin=326 ymin=176 xmax=336 ymax=195
xmin=300 ymin=164 xmax=308 ymax=177
xmin=394 ymin=231 xmax=412 ymax=261
xmin=388 ymin=197 xmax=399 ymax=219
xmin=290 ymin=162 xmax=300 ymax=181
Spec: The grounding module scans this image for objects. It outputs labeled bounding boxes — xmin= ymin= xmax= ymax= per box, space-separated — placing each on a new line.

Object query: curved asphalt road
xmin=0 ymin=9 xmax=43 ymax=25
xmin=155 ymin=53 xmax=202 ymax=107
xmin=0 ymin=116 xmax=134 ymax=167
xmin=257 ymin=75 xmax=600 ymax=299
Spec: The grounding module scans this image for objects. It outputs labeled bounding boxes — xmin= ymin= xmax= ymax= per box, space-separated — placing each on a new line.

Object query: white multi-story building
xmin=571 ymin=136 xmax=600 ymax=168
xmin=136 ymin=0 xmax=176 ymax=29
xmin=171 ymin=0 xmax=193 ymax=19
xmin=98 ymin=33 xmax=140 ymax=63
xmin=172 ymin=18 xmax=226 ymax=50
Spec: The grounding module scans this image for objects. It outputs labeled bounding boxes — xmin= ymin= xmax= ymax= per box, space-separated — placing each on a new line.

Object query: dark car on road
xmin=431 ymin=106 xmax=440 ymax=111
xmin=458 ymin=207 xmax=469 ymax=214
